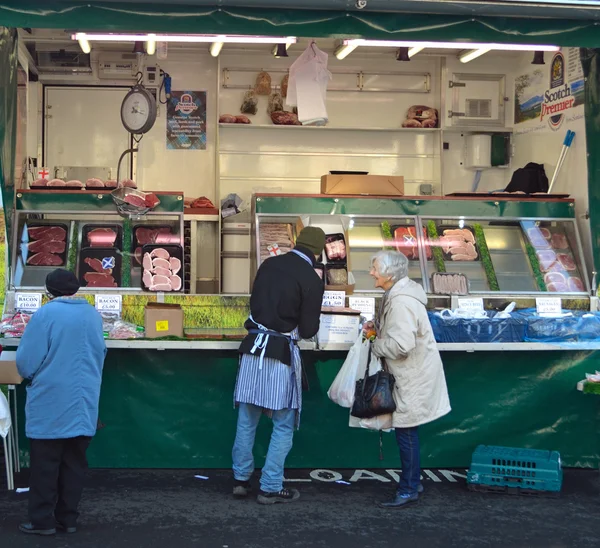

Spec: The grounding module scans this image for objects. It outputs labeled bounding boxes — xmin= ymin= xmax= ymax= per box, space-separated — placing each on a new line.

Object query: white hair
xmin=372 ymin=250 xmax=409 ymax=282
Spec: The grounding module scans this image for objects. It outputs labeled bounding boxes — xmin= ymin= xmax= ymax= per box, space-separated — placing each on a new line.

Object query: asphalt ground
xmin=0 ymin=467 xmax=599 ymax=548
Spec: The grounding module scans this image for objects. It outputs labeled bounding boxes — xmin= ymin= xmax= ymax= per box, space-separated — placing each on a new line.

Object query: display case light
xmin=408 ymin=46 xmax=425 ymax=58
xmin=459 ymin=48 xmax=491 ymax=63
xmin=146 ymin=34 xmax=157 ymax=56
xmin=73 ymin=33 xmax=297 ymax=46
xmin=77 ymin=37 xmax=91 ymax=54
xmin=210 ymin=42 xmax=224 ymax=57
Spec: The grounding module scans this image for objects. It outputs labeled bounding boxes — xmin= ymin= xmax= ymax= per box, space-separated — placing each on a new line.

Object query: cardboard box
xmin=0 ymin=351 xmax=23 ymax=384
xmin=144 ymin=303 xmax=184 ymax=338
xmin=317 ymin=311 xmax=361 ymax=346
xmin=321 ymin=174 xmax=404 ymax=196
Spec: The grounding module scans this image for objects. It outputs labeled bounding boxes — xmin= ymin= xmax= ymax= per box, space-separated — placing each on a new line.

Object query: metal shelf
xmin=218 ymin=124 xmax=441 ymax=134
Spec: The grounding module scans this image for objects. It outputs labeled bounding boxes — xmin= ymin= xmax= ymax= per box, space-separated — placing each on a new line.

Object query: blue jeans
xmin=395 ymin=426 xmax=420 ymax=495
xmin=232 ymin=403 xmax=296 ymax=493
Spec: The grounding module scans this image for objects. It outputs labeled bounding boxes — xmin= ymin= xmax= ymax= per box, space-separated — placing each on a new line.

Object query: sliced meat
xmin=84 ymin=273 xmax=117 ymax=287
xmin=104 ymin=180 xmax=118 ymax=189
xmin=87 ymin=228 xmax=117 ymax=247
xmin=325 ymin=239 xmax=346 ymax=261
xmin=170 ymin=275 xmax=182 ymax=291
xmin=149 ymin=283 xmax=173 ymax=292
xmin=557 ymin=253 xmax=577 ymax=271
xmin=28 ymin=239 xmax=65 ymax=254
xmin=155 ymin=233 xmax=180 ymax=244
xmin=121 ymin=179 xmax=137 ymax=189
xmin=544 ymin=272 xmax=566 ymax=285
xmin=152 ymin=275 xmax=171 ymax=286
xmin=124 ymin=194 xmax=146 ymax=208
xmin=568 ymin=277 xmax=585 ymax=292
xmin=152 ymin=266 xmax=171 ymax=277
xmin=134 ymin=247 xmax=142 ymax=265
xmin=28 ymin=226 xmax=67 ymax=241
xmin=142 ymin=253 xmax=153 ymax=271
xmin=65 ymin=180 xmax=84 ymax=188
xmin=450 ymin=254 xmax=473 ymax=261
xmin=85 ymin=257 xmax=112 ymax=274
xmin=142 ymin=269 xmax=153 ymax=288
xmin=547 ymin=281 xmax=568 ymax=292
xmin=27 ymin=252 xmax=63 ymax=266
xmin=144 ymin=193 xmax=160 ymax=209
xmin=169 ymin=257 xmax=181 ymax=274
xmin=539 ymin=227 xmax=552 ymax=240
xmin=536 ymin=250 xmax=557 ymax=272
xmin=449 ymin=245 xmax=469 ymax=255
xmin=150 ymin=248 xmax=170 ymax=259
xmin=152 ymin=258 xmax=171 ymax=270
xmin=86 ymin=178 xmax=105 ymax=188
xmin=551 ymin=233 xmax=569 ymax=250
xmin=47 ymin=179 xmax=66 ymax=187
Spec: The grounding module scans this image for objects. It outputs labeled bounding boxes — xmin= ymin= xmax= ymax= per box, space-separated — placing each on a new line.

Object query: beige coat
xmin=372 ymin=278 xmax=451 ymax=428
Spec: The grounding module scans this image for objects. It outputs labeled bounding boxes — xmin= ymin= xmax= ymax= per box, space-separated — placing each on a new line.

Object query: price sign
xmin=322 ymin=291 xmax=345 ymax=308
xmin=15 ymin=293 xmax=42 ymax=312
xmin=348 ymin=296 xmax=376 ymax=320
xmin=536 ymin=297 xmax=562 ymax=317
xmin=457 ymin=297 xmax=484 ymax=312
xmin=95 ymin=294 xmax=122 ymax=314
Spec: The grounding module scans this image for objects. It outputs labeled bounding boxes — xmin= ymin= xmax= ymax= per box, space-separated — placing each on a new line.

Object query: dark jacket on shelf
xmin=238 ymin=245 xmax=325 ymax=365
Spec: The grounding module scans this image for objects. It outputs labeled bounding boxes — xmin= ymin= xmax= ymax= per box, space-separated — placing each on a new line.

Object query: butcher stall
xmin=0 ymin=0 xmax=600 ymax=472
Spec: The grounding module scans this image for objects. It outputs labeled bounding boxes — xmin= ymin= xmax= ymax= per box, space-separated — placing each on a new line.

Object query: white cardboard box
xmin=317 ymin=313 xmax=361 ymax=346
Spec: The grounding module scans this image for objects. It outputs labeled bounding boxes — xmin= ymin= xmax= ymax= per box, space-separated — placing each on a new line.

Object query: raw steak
xmin=66 ymin=180 xmax=84 ymax=188
xmin=539 ymin=227 xmax=551 ymax=240
xmin=28 ymin=239 xmax=65 ymax=254
xmin=325 ymin=239 xmax=346 ymax=261
xmin=557 ymin=253 xmax=577 ymax=271
xmin=169 ymin=257 xmax=181 ymax=274
xmin=150 ymin=283 xmax=172 ymax=292
xmin=86 ymin=178 xmax=105 ymax=188
xmin=394 ymin=227 xmax=420 ymax=260
xmin=144 ymin=193 xmax=160 ymax=209
xmin=154 ymin=233 xmax=180 ymax=244
xmin=121 ymin=179 xmax=137 ymax=189
xmin=87 ymin=228 xmax=117 ymax=247
xmin=142 ymin=269 xmax=153 ymax=288
xmin=104 ymin=180 xmax=118 ymax=189
xmin=28 ymin=226 xmax=66 ymax=241
xmin=551 ymin=233 xmax=569 ymax=250
xmin=547 ymin=281 xmax=568 ymax=292
xmin=544 ymin=272 xmax=566 ymax=285
xmin=568 ymin=277 xmax=585 ymax=291
xmin=84 ymin=273 xmax=117 ymax=287
xmin=47 ymin=179 xmax=66 ymax=187
xmin=27 ymin=252 xmax=63 ymax=266
xmin=152 ymin=258 xmax=170 ymax=270
xmin=142 ymin=253 xmax=153 ymax=271
xmin=150 ymin=248 xmax=170 ymax=259
xmin=135 ymin=227 xmax=172 ymax=245
xmin=152 ymin=266 xmax=171 ymax=277
xmin=170 ymin=275 xmax=182 ymax=291
xmin=124 ymin=194 xmax=146 ymax=208
xmin=134 ymin=247 xmax=142 ymax=265
xmin=85 ymin=257 xmax=112 ymax=274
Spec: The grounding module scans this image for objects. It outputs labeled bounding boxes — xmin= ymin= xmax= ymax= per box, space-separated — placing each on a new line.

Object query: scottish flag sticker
xmin=102 ymin=257 xmax=116 ymax=270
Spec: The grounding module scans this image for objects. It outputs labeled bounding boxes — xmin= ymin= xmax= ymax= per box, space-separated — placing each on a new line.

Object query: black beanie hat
xmin=45 ymin=269 xmax=80 ymax=297
xmin=296 ymin=226 xmax=326 ymax=257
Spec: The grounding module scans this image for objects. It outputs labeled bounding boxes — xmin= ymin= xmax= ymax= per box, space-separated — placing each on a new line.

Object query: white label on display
xmin=536 ymin=297 xmax=562 ymax=317
xmin=457 ymin=298 xmax=484 ymax=312
xmin=15 ymin=293 xmax=41 ymax=312
xmin=95 ymin=295 xmax=122 ymax=314
xmin=348 ymin=297 xmax=376 ymax=320
xmin=322 ymin=291 xmax=345 ymax=308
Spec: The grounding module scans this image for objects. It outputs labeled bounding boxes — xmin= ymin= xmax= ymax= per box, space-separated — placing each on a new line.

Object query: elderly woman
xmin=368 ymin=250 xmax=451 ymax=508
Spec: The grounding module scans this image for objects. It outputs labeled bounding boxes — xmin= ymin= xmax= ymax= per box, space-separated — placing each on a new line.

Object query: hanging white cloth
xmin=0 ymin=391 xmax=11 ymax=439
xmin=286 ymin=41 xmax=331 ymax=126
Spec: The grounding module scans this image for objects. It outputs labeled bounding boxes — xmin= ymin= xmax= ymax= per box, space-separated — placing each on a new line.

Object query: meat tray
xmin=326 ymin=265 xmax=348 ymax=286
xmin=435 ymin=225 xmax=480 ymax=262
xmin=390 ymin=225 xmax=430 ymax=261
xmin=82 ymin=224 xmax=123 ymax=250
xmin=78 ymin=248 xmax=122 ymax=288
xmin=323 ymin=233 xmax=347 ymax=264
xmin=140 ymin=244 xmax=184 ymax=293
xmin=24 ymin=223 xmax=69 ymax=268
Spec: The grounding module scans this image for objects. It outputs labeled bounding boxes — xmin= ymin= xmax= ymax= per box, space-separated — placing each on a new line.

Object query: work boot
xmin=257 ymin=488 xmax=300 ymax=505
xmin=379 ymin=492 xmax=419 ymax=508
xmin=233 ymin=479 xmax=252 ymax=498
xmin=19 ymin=522 xmax=56 ymax=536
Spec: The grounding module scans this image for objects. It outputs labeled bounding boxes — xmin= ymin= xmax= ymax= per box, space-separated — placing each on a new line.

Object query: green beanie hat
xmin=296 ymin=226 xmax=326 ymax=256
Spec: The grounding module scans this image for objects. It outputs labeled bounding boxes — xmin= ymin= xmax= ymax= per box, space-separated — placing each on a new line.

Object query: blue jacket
xmin=16 ymin=298 xmax=107 ymax=439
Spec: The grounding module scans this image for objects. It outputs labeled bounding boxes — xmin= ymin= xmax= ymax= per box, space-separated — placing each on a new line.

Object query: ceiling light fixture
xmin=132 ymin=41 xmax=145 ymax=55
xmin=396 ymin=47 xmax=411 ymax=62
xmin=273 ymin=43 xmax=289 ymax=58
xmin=459 ymin=48 xmax=491 ymax=63
xmin=408 ymin=46 xmax=425 ymax=58
xmin=532 ymin=51 xmax=546 ymax=65
xmin=146 ymin=34 xmax=157 ymax=56
xmin=77 ymin=37 xmax=91 ymax=54
xmin=333 ymin=38 xmax=559 ymax=59
xmin=73 ymin=33 xmax=297 ymax=46
xmin=210 ymin=41 xmax=224 ymax=57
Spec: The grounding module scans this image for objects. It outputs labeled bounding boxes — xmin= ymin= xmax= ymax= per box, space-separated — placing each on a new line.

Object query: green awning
xmin=3 ymin=1 xmax=600 ymax=47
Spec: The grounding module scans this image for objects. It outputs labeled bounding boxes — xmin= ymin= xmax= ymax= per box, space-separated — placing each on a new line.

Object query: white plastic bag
xmin=349 ymin=413 xmax=393 ymax=431
xmin=327 ymin=334 xmax=369 ymax=408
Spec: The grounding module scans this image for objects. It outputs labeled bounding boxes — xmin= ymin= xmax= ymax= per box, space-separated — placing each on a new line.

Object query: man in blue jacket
xmin=16 ymin=269 xmax=106 ymax=536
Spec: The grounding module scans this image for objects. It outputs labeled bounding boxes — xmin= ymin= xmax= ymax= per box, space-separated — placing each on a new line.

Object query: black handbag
xmin=350 ymin=345 xmax=397 ymax=419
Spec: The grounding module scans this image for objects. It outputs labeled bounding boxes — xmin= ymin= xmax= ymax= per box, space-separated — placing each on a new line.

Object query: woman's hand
xmin=362 ymin=321 xmax=376 ymax=341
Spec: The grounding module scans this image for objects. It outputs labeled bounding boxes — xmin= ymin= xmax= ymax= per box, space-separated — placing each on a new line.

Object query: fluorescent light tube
xmin=408 ymin=46 xmax=425 ymax=58
xmin=78 ymin=37 xmax=91 ymax=54
xmin=146 ymin=34 xmax=156 ymax=56
xmin=459 ymin=48 xmax=491 ymax=63
xmin=73 ymin=33 xmax=297 ymax=46
xmin=210 ymin=42 xmax=224 ymax=57
xmin=338 ymin=38 xmax=559 ymax=53
xmin=334 ymin=42 xmax=358 ymax=60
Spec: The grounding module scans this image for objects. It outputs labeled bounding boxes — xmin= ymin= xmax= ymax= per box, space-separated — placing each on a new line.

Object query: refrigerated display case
xmin=253 ymin=194 xmax=590 ymax=297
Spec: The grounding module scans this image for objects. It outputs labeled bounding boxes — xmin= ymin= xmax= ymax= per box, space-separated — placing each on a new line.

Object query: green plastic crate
xmin=467 ymin=445 xmax=562 ymax=494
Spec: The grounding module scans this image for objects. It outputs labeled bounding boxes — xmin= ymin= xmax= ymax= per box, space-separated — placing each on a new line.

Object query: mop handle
xmin=548 ymin=130 xmax=575 ymax=194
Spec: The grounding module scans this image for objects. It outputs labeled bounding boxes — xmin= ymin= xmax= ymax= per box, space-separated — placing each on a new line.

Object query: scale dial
xmin=121 ymin=85 xmax=157 ymax=135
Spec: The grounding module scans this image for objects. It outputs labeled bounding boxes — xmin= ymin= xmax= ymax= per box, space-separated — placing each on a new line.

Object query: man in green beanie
xmin=232 ymin=226 xmax=325 ymax=504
